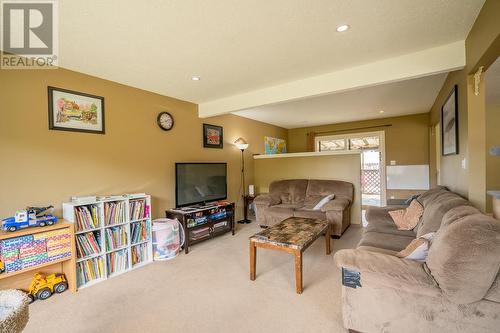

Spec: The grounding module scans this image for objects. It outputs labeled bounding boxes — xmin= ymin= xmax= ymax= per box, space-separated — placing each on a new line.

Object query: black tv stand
xmin=166 ymin=202 xmax=235 ymax=254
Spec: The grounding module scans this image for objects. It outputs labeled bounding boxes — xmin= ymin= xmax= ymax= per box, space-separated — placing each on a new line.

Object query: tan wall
xmin=486 ymin=104 xmax=500 ymax=212
xmin=287 ymin=113 xmax=430 ymax=199
xmin=428 ymin=71 xmax=469 ymax=198
xmin=0 ymin=68 xmax=287 ymax=219
xmin=253 ymin=153 xmax=362 ymax=224
xmin=428 ymin=0 xmax=500 ymax=211
xmin=288 ymin=114 xmax=429 ymax=165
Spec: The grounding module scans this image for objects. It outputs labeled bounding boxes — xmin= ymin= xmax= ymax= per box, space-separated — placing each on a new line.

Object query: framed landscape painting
xmin=48 ymin=86 xmax=105 ymax=134
xmin=441 ymin=85 xmax=458 ymax=156
xmin=203 ymin=123 xmax=223 ymax=148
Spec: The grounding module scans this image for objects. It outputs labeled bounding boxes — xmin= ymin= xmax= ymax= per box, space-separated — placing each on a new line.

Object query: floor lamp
xmin=234 ymin=137 xmax=250 ymax=224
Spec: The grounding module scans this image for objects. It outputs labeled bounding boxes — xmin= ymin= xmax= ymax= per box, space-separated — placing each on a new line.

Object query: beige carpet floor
xmin=24 ymin=222 xmax=361 ymax=333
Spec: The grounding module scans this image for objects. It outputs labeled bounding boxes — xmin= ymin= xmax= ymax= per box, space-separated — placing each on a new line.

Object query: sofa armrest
xmin=334 ymin=249 xmax=440 ymax=297
xmin=321 ymin=197 xmax=350 ymax=212
xmin=254 ymin=194 xmax=280 ymax=207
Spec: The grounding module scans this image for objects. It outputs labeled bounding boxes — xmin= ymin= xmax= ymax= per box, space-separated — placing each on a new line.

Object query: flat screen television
xmin=175 ymin=163 xmax=227 ymax=207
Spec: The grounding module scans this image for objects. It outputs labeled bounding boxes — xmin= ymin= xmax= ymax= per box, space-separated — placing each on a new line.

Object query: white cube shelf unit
xmin=62 ymin=194 xmax=153 ymax=289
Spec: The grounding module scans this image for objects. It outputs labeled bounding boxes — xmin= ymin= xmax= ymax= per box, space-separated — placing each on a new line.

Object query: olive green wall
xmin=486 ymin=104 xmax=500 ymax=212
xmin=428 ymin=0 xmax=500 ymax=211
xmin=287 ymin=113 xmax=430 ymax=199
xmin=0 ymin=67 xmax=287 ymax=219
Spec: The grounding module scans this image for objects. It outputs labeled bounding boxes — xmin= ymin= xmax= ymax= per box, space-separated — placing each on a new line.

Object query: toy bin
xmin=152 ymin=218 xmax=184 ymax=261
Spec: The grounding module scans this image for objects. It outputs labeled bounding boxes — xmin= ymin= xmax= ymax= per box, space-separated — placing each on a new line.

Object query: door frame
xmin=315 ymin=130 xmax=387 ymax=206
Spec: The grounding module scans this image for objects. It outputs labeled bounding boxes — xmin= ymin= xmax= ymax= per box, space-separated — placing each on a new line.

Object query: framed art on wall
xmin=48 ymin=86 xmax=105 ymax=134
xmin=264 ymin=136 xmax=287 ymax=154
xmin=203 ymin=123 xmax=223 ymax=148
xmin=441 ymin=85 xmax=458 ymax=156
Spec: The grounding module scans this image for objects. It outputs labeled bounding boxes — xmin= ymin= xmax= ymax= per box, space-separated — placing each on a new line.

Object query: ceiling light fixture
xmin=379 ymin=110 xmax=385 ymax=114
xmin=336 ymin=24 xmax=350 ymax=32
xmin=191 ymin=76 xmax=201 ymax=81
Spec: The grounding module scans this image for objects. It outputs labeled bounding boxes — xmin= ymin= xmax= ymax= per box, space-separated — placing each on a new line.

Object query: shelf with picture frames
xmin=62 ymin=193 xmax=153 ymax=289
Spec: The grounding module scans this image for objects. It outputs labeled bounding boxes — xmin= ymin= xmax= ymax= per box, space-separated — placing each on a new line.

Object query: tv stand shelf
xmin=166 ymin=202 xmax=235 ymax=254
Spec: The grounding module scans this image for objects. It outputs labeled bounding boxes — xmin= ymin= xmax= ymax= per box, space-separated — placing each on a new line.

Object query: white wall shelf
xmin=63 ymin=194 xmax=153 ymax=290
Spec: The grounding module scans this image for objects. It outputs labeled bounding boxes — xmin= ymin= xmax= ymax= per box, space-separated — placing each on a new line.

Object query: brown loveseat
xmin=334 ymin=187 xmax=500 ymax=333
xmin=254 ymin=179 xmax=353 ymax=237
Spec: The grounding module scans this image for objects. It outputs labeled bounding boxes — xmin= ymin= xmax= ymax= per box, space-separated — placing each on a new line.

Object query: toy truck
xmin=1 ymin=206 xmax=57 ymax=232
xmin=26 ymin=273 xmax=68 ymax=302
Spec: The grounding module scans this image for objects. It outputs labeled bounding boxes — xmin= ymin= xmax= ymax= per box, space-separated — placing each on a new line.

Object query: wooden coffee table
xmin=249 ymin=217 xmax=331 ymax=294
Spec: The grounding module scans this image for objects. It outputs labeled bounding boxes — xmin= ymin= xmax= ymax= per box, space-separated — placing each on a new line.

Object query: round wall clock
xmin=157 ymin=112 xmax=174 ymax=131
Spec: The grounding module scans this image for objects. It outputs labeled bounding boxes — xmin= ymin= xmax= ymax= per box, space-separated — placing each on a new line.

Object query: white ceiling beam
xmin=198 ymin=41 xmax=465 ymax=118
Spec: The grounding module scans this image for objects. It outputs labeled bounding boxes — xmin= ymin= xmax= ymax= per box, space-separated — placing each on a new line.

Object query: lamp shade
xmin=234 ymin=137 xmax=249 ymax=150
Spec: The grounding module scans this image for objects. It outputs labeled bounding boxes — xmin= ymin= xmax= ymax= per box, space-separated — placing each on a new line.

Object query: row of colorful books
xmin=104 ymin=201 xmax=126 ymax=226
xmin=104 ymin=226 xmax=127 ymax=251
xmin=106 ymin=250 xmax=128 ymax=275
xmin=131 ymin=243 xmax=148 ymax=265
xmin=75 ymin=231 xmax=101 ymax=258
xmin=77 ymin=256 xmax=104 ymax=286
xmin=131 ymin=221 xmax=149 ymax=244
xmin=75 ymin=205 xmax=100 ymax=231
xmin=129 ymin=199 xmax=148 ymax=221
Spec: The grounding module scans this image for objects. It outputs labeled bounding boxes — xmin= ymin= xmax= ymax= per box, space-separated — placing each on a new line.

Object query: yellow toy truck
xmin=26 ymin=273 xmax=68 ymax=302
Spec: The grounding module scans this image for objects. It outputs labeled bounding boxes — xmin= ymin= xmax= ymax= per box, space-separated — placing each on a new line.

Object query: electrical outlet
xmin=461 ymin=158 xmax=467 ymax=169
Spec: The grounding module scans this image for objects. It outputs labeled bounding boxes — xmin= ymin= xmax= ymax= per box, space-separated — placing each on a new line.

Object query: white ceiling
xmin=486 ymin=57 xmax=500 ymax=106
xmin=58 ymin=0 xmax=484 ymax=104
xmin=234 ymin=74 xmax=447 ymax=128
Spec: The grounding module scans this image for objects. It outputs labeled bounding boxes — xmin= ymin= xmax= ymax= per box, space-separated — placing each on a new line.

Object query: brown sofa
xmin=254 ymin=179 xmax=353 ymax=237
xmin=334 ymin=187 xmax=500 ymax=333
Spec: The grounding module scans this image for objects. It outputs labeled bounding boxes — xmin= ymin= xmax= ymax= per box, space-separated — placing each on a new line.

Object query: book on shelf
xmin=76 ymin=231 xmax=101 ymax=258
xmin=131 ymin=243 xmax=148 ymax=265
xmin=75 ymin=205 xmax=100 ymax=231
xmin=131 ymin=221 xmax=149 ymax=244
xmin=106 ymin=250 xmax=128 ymax=275
xmin=129 ymin=199 xmax=148 ymax=221
xmin=104 ymin=201 xmax=126 ymax=226
xmin=77 ymin=256 xmax=104 ymax=286
xmin=104 ymin=226 xmax=127 ymax=251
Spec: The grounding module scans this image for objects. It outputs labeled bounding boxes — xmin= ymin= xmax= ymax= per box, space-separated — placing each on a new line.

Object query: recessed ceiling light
xmin=191 ymin=76 xmax=201 ymax=81
xmin=336 ymin=24 xmax=350 ymax=32
xmin=379 ymin=110 xmax=385 ymax=114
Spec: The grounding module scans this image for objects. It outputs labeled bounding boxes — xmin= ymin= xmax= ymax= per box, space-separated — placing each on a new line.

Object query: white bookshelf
xmin=62 ymin=194 xmax=153 ymax=290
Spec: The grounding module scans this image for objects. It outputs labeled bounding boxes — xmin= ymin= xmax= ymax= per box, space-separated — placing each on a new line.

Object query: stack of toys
xmin=0 ymin=229 xmax=72 ymax=273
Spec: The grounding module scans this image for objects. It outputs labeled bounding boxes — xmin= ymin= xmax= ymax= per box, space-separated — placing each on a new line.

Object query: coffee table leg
xmin=250 ymin=240 xmax=256 ymax=281
xmin=325 ymin=226 xmax=331 ymax=255
xmin=294 ymin=250 xmax=303 ymax=294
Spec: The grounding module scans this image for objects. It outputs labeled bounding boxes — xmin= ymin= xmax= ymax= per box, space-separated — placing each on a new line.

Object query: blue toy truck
xmin=1 ymin=206 xmax=58 ymax=232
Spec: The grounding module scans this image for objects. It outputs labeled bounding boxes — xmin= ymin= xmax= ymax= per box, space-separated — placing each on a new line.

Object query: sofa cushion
xmin=305 ymin=179 xmax=353 ymax=202
xmin=292 ymin=208 xmax=326 ymax=221
xmin=269 ymin=179 xmax=308 ymax=204
xmin=485 ymin=272 xmax=500 ymax=303
xmin=358 ymin=231 xmax=415 ymax=252
xmin=265 ymin=205 xmax=295 ymax=221
xmin=426 ymin=208 xmax=500 ymax=304
xmin=416 ymin=190 xmax=471 ymax=238
xmin=416 ymin=186 xmax=449 ymax=207
xmin=364 ymin=206 xmax=415 ymax=237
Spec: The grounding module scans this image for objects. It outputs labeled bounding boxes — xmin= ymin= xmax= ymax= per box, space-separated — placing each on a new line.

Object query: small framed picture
xmin=48 ymin=86 xmax=105 ymax=134
xmin=441 ymin=85 xmax=458 ymax=156
xmin=203 ymin=123 xmax=223 ymax=149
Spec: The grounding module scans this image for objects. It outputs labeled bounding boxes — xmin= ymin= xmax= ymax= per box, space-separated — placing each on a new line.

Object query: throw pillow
xmin=389 ymin=199 xmax=424 ymax=230
xmin=396 ymin=232 xmax=435 ymax=262
xmin=312 ymin=194 xmax=335 ymax=210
